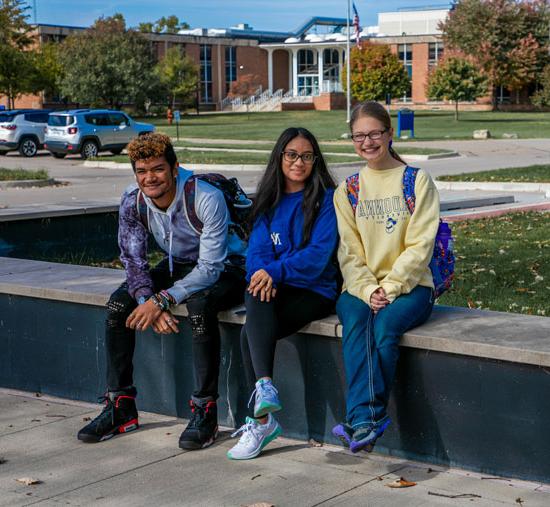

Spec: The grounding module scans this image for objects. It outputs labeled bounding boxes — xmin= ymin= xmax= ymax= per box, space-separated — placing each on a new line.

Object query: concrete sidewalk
xmin=1 ymin=389 xmax=549 ymax=506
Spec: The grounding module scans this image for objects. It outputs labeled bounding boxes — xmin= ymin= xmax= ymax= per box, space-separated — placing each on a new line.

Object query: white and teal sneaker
xmin=226 ymin=414 xmax=282 ymax=460
xmin=251 ymin=378 xmax=282 ymax=418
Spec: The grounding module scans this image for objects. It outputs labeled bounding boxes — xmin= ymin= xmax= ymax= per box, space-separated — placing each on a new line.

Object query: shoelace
xmin=96 ymin=395 xmax=115 ymax=426
xmin=247 ymin=382 xmax=279 ymax=409
xmin=231 ymin=419 xmax=260 ymax=443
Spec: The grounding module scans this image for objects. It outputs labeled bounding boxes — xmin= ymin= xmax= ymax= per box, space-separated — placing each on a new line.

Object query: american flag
xmin=352 ymin=2 xmax=361 ymax=47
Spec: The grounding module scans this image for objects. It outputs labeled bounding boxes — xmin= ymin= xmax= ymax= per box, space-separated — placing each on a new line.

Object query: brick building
xmin=5 ymin=7 xmax=498 ymax=111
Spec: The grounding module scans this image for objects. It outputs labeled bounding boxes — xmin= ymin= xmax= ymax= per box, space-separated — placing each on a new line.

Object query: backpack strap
xmin=183 ymin=175 xmax=203 ymax=234
xmin=136 ymin=189 xmax=150 ymax=231
xmin=402 ymin=166 xmax=419 ymax=214
xmin=345 ymin=173 xmax=360 ymax=213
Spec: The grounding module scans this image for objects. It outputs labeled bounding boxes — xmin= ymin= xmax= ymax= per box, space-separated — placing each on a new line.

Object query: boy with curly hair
xmin=78 ymin=133 xmax=245 ymax=449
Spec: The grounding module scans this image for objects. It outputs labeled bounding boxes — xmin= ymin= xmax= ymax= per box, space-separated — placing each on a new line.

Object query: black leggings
xmin=240 ymin=285 xmax=334 ymax=389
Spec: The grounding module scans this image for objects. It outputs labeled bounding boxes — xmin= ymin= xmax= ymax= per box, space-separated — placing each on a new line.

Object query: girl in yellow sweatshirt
xmin=332 ymin=101 xmax=440 ymax=453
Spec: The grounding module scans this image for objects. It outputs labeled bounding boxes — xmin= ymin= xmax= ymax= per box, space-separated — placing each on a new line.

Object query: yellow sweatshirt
xmin=334 ymin=164 xmax=440 ymax=306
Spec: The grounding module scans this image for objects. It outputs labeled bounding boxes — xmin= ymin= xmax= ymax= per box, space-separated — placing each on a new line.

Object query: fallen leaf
xmin=16 ymin=477 xmax=42 ymax=486
xmin=82 ymin=417 xmax=91 ymax=421
xmin=489 ymin=270 xmax=496 ymax=276
xmin=386 ymin=477 xmax=417 ymax=488
xmin=0 ymin=457 xmax=7 ymax=465
xmin=34 ymin=393 xmax=42 ymax=397
xmin=30 ymin=419 xmax=41 ymax=422
xmin=308 ymin=439 xmax=323 ymax=447
xmin=251 ymin=474 xmax=261 ymax=481
xmin=467 ymin=298 xmax=476 ymax=309
xmin=45 ymin=414 xmax=67 ymax=418
xmin=515 ymin=499 xmax=524 ymax=505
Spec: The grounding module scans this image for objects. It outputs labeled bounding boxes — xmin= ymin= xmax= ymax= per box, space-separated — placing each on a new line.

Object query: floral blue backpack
xmin=346 ymin=166 xmax=455 ymax=297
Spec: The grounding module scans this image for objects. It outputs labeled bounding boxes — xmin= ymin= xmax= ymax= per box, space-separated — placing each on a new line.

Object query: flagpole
xmin=346 ymin=0 xmax=351 ymax=123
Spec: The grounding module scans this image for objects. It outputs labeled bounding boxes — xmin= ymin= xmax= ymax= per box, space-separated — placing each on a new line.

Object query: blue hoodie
xmin=246 ymin=188 xmax=338 ymax=301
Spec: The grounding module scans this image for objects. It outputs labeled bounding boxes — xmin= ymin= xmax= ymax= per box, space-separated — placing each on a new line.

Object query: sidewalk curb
xmin=82 ymin=161 xmax=365 ymax=172
xmin=0 ymin=178 xmax=59 ymax=190
xmin=435 ymin=180 xmax=550 ymax=198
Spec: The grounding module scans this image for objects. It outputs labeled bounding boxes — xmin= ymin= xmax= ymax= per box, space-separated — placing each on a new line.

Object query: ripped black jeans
xmin=105 ymin=258 xmax=245 ymax=400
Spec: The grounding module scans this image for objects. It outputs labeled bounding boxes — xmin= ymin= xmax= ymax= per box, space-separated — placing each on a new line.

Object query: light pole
xmin=346 ymin=0 xmax=351 ymax=123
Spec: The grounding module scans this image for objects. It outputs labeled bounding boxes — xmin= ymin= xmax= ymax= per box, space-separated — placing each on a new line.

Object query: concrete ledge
xmin=1 ymin=257 xmax=548 ymax=366
xmin=2 ymin=257 xmax=550 ymax=482
xmin=436 ymin=180 xmax=550 ymax=198
xmin=0 ymin=178 xmax=59 ymax=189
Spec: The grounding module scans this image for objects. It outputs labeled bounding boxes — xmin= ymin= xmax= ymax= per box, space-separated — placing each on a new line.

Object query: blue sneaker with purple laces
xmin=349 ymin=419 xmax=391 ymax=453
xmin=332 ymin=422 xmax=354 ymax=447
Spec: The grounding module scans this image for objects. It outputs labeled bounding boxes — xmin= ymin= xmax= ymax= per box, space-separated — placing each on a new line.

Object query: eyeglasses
xmin=282 ymin=151 xmax=317 ymax=164
xmin=351 ymin=129 xmax=388 ymax=143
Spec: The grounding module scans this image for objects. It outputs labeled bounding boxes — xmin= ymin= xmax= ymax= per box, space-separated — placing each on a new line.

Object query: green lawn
xmin=0 ymin=168 xmax=49 ymax=181
xmin=437 ymin=164 xmax=550 ymax=183
xmin=96 ymin=150 xmax=359 ymax=164
xmin=437 ymin=211 xmax=549 ymax=316
xmin=143 ymin=110 xmax=550 ymax=141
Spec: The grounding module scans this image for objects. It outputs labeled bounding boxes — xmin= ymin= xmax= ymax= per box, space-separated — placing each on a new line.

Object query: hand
xmin=126 ymin=299 xmax=162 ymax=331
xmin=370 ymin=288 xmax=390 ymax=314
xmin=152 ymin=311 xmax=180 ymax=334
xmin=248 ymin=269 xmax=276 ymax=302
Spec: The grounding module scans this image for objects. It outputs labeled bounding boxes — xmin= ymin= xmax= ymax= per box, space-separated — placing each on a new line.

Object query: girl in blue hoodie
xmin=227 ymin=127 xmax=338 ymax=460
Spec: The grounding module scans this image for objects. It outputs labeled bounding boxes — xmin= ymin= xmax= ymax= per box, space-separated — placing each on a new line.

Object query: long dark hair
xmin=350 ymin=101 xmax=407 ymax=165
xmin=253 ymin=127 xmax=336 ymax=247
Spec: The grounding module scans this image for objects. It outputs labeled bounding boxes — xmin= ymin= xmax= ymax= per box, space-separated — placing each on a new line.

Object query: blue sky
xmin=32 ymin=1 xmax=450 ymax=31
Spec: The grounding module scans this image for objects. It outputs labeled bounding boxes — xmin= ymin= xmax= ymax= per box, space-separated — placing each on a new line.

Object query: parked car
xmin=0 ymin=109 xmax=52 ymax=157
xmin=44 ymin=109 xmax=155 ymax=159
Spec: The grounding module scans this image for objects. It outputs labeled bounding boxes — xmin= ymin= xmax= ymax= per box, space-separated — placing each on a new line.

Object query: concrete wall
xmin=2 ymin=292 xmax=550 ymax=483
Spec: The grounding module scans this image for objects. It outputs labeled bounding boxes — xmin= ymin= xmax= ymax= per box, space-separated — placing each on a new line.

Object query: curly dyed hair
xmin=127 ymin=132 xmax=177 ymax=171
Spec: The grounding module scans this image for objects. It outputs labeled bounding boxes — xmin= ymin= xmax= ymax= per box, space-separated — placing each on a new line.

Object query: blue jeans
xmin=336 ymin=286 xmax=434 ymax=430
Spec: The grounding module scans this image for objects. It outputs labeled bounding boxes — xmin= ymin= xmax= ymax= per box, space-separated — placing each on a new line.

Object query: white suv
xmin=0 ymin=109 xmax=52 ymax=157
xmin=45 ymin=109 xmax=155 ymax=159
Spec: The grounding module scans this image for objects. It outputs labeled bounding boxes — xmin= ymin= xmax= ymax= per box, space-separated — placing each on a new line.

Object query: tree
xmin=0 ymin=0 xmax=40 ymax=108
xmin=0 ymin=45 xmax=37 ymax=108
xmin=154 ymin=15 xmax=190 ymax=33
xmin=427 ymin=56 xmax=488 ymax=120
xmin=341 ymin=42 xmax=410 ymax=102
xmin=59 ymin=14 xmax=160 ymax=108
xmin=440 ymin=0 xmax=549 ymax=107
xmin=0 ymin=0 xmax=33 ymax=49
xmin=155 ymin=47 xmax=199 ymax=108
xmin=31 ymin=42 xmax=64 ymax=102
xmin=138 ymin=16 xmax=190 ymax=33
xmin=532 ymin=65 xmax=550 ymax=108
xmin=227 ymin=74 xmax=263 ymax=98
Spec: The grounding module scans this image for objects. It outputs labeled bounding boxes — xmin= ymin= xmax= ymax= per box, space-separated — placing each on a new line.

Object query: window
xmin=225 ymin=47 xmax=237 ymax=93
xmin=323 ymin=49 xmax=340 ymax=81
xmin=298 ymin=49 xmax=314 ymax=73
xmin=398 ymin=44 xmax=413 ymax=101
xmin=108 ymin=113 xmax=129 ymax=126
xmin=48 ymin=115 xmax=74 ymax=126
xmin=200 ymin=45 xmax=213 ymax=103
xmin=24 ymin=112 xmax=49 ymax=123
xmin=428 ymin=42 xmax=444 ymax=70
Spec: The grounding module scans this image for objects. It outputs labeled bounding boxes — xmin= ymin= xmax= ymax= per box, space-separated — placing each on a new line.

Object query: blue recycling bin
xmin=397 ymin=109 xmax=414 ymax=138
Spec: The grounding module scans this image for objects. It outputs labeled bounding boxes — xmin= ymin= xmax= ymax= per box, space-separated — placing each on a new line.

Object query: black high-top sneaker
xmin=178 ymin=400 xmax=218 ymax=450
xmin=78 ymin=388 xmax=139 ymax=443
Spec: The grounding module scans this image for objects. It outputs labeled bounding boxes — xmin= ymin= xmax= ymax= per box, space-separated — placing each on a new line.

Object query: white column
xmin=288 ymin=49 xmax=294 ymax=90
xmin=317 ymin=48 xmax=324 ymax=95
xmin=292 ymin=48 xmax=299 ymax=96
xmin=267 ymin=49 xmax=274 ymax=93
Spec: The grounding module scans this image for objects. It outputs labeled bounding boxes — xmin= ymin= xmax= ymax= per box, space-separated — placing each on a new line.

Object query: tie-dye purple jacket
xmin=118 ymin=167 xmax=229 ymax=304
